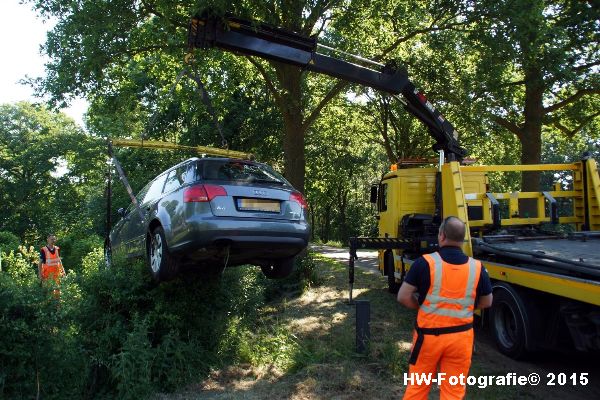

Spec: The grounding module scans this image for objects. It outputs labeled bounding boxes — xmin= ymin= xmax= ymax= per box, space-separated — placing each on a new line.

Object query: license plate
xmin=237 ymin=198 xmax=281 ymax=213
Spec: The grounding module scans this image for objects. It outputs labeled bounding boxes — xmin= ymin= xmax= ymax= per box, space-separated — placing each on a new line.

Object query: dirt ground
xmin=157 ymin=254 xmax=600 ymax=400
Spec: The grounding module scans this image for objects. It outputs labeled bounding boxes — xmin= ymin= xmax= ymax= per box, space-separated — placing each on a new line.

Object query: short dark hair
xmin=439 ymin=216 xmax=466 ymax=242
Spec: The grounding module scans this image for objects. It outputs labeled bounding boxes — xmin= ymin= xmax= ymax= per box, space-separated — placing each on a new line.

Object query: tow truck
xmin=187 ymin=13 xmax=600 ymax=358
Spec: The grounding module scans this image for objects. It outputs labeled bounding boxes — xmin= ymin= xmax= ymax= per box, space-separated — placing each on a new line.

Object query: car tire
xmin=147 ymin=226 xmax=179 ymax=282
xmin=385 ymin=251 xmax=400 ymax=294
xmin=490 ymin=283 xmax=531 ymax=359
xmin=261 ymin=257 xmax=295 ymax=279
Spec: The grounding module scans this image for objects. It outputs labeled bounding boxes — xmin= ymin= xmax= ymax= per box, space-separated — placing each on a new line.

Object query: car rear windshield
xmin=198 ymin=160 xmax=289 ymax=185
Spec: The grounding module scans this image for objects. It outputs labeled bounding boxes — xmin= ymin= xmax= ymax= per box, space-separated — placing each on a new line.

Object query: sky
xmin=0 ymin=0 xmax=87 ymax=126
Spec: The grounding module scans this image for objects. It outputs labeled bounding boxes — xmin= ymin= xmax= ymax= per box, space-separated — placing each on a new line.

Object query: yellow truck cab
xmin=369 ymin=155 xmax=600 ymax=358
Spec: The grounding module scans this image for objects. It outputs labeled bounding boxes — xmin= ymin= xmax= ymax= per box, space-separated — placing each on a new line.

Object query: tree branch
xmin=246 ymin=56 xmax=284 ymax=108
xmin=302 ymin=80 xmax=348 ymax=131
xmin=109 ymin=45 xmax=173 ymax=59
xmin=375 ymin=20 xmax=469 ymax=62
xmin=573 ymin=60 xmax=600 ymax=73
xmin=544 ymin=89 xmax=600 ymax=114
xmin=140 ymin=0 xmax=185 ymax=29
xmin=552 ymin=110 xmax=600 ymax=138
xmin=493 ymin=116 xmax=523 ymax=139
xmin=303 ymin=0 xmax=339 ymax=35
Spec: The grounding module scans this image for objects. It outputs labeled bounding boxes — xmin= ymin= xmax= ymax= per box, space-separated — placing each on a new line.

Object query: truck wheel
xmin=147 ymin=226 xmax=179 ymax=282
xmin=385 ymin=251 xmax=400 ymax=294
xmin=261 ymin=257 xmax=295 ymax=279
xmin=490 ymin=283 xmax=530 ymax=359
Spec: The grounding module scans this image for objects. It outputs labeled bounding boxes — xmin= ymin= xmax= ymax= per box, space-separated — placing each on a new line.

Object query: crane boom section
xmin=188 ymin=15 xmax=466 ymax=160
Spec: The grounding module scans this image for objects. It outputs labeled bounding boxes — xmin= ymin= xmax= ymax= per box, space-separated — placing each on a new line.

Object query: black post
xmin=348 ymin=238 xmax=356 ymax=304
xmin=105 ymin=139 xmax=113 ymax=267
xmin=348 ymin=256 xmax=355 ymax=304
xmin=356 ymin=300 xmax=370 ymax=354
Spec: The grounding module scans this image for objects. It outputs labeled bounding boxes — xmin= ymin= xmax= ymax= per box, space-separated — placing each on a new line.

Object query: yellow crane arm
xmin=110 ymin=138 xmax=254 ymax=160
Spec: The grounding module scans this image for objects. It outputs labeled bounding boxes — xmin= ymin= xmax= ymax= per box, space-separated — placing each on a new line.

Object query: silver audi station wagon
xmin=107 ymin=158 xmax=310 ymax=281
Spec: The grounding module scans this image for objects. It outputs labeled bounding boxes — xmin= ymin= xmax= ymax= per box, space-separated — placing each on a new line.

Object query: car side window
xmin=163 ymin=165 xmax=188 ymax=193
xmin=141 ymin=174 xmax=166 ymax=204
xmin=187 ymin=162 xmax=199 ymax=183
xmin=191 ymin=161 xmax=204 ymax=181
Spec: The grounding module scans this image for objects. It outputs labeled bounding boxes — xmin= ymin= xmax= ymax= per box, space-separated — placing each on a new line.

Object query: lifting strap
xmin=185 ymin=59 xmax=228 ymax=149
xmin=143 ymin=54 xmax=228 ymax=150
xmin=105 ymin=53 xmax=240 ymax=248
xmin=106 ymin=141 xmax=144 ymax=220
xmin=143 ymin=65 xmax=189 ymax=142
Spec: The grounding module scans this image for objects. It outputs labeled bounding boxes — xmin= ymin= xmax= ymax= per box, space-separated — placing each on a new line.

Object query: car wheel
xmin=147 ymin=226 xmax=179 ymax=282
xmin=104 ymin=239 xmax=112 ymax=269
xmin=261 ymin=257 xmax=295 ymax=279
xmin=490 ymin=283 xmax=530 ymax=359
xmin=385 ymin=251 xmax=400 ymax=294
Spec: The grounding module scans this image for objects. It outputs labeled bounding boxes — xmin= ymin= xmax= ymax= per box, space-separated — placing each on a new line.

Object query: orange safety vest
xmin=409 ymin=251 xmax=481 ymax=365
xmin=41 ymin=246 xmax=63 ymax=283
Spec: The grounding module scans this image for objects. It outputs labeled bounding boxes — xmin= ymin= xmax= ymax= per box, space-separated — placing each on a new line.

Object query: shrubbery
xmin=57 ymin=233 xmax=104 ymax=273
xmin=0 ymin=247 xmax=319 ymax=399
xmin=0 ymin=231 xmax=20 ymax=255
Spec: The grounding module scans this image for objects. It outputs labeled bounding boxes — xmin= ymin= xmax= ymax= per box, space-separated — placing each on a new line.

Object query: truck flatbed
xmin=474 ymin=236 xmax=600 ymax=281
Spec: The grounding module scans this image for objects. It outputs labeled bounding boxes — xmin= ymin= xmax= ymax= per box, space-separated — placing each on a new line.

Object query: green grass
xmin=162 ymin=253 xmax=587 ymax=400
xmin=310 ymin=239 xmax=346 ymax=248
xmin=4 ymin=246 xmax=589 ymax=400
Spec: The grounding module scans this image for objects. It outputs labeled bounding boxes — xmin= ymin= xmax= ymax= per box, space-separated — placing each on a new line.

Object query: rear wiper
xmin=249 ymin=178 xmax=285 ymax=185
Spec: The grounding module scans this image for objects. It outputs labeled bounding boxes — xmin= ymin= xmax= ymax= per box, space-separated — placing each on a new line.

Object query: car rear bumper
xmin=169 ymin=216 xmax=310 ymax=261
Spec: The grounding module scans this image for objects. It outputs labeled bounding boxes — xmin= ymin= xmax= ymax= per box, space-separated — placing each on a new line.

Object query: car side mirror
xmin=118 ymin=207 xmax=126 ymax=218
xmin=370 ymin=185 xmax=378 ymax=204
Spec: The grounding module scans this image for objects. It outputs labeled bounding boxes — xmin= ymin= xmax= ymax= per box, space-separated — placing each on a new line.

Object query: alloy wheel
xmin=150 ymin=233 xmax=163 ymax=273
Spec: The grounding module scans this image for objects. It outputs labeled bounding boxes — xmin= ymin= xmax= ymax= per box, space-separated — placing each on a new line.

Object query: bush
xmin=0 ymin=243 xmax=324 ymax=399
xmin=1 ymin=245 xmax=38 ymax=282
xmin=0 ymin=270 xmax=86 ymax=399
xmin=0 ymin=245 xmax=283 ymax=399
xmin=57 ymin=233 xmax=103 ymax=273
xmin=0 ymin=231 xmax=20 ymax=254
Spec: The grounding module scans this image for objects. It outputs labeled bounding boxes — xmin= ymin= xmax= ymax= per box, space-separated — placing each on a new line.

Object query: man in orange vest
xmin=397 ymin=216 xmax=493 ymax=400
xmin=38 ymin=234 xmax=65 ymax=284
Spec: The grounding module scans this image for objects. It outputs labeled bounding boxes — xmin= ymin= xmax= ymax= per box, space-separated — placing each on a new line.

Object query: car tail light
xmin=184 ymin=184 xmax=227 ymax=202
xmin=290 ymin=191 xmax=308 ymax=209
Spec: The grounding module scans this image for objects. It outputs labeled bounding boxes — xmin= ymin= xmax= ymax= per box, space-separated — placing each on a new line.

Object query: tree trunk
xmin=337 ymin=186 xmax=349 ymax=242
xmin=321 ymin=202 xmax=332 ymax=243
xmin=519 ymin=67 xmax=544 ymax=216
xmin=379 ymin=99 xmax=397 ymax=163
xmin=275 ymin=64 xmax=306 ymax=193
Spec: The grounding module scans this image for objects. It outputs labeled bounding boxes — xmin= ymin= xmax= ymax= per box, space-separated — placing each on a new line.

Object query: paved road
xmin=310 ymin=244 xmax=380 ymax=275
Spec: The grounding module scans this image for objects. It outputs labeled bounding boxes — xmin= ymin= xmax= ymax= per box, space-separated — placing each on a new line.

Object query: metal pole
xmin=356 ymin=300 xmax=370 ymax=354
xmin=348 ymin=256 xmax=354 ymax=304
xmin=316 ymin=43 xmax=385 ymax=68
xmin=106 ymin=140 xmax=112 ymax=250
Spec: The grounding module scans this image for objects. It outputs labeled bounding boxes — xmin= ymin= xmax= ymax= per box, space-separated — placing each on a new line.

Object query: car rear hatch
xmin=189 ymin=159 xmax=307 ymax=221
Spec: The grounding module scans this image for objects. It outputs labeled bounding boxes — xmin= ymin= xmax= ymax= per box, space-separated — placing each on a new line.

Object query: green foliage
xmin=0 ymin=102 xmax=106 ymax=241
xmin=0 ymin=242 xmax=322 ymax=399
xmin=0 ymin=231 xmax=20 ymax=254
xmin=236 ymin=320 xmax=300 ymax=370
xmin=1 ymin=245 xmax=39 ymax=283
xmin=58 ymin=233 xmax=103 ymax=273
